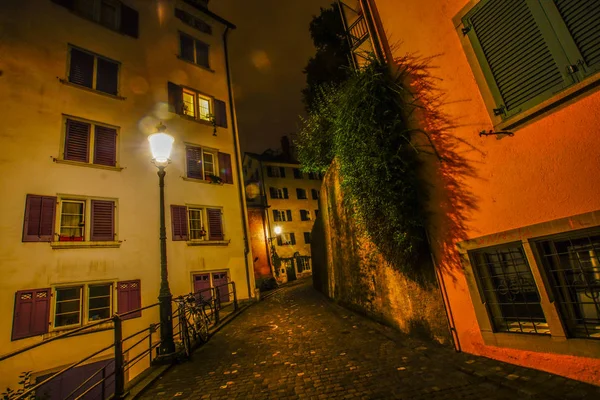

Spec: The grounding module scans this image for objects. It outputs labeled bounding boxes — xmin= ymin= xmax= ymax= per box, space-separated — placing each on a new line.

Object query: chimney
xmin=281 ymin=136 xmax=291 ymax=160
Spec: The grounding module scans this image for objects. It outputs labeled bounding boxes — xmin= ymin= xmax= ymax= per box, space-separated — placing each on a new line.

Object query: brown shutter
xmin=290 ymin=233 xmax=296 ymax=245
xmin=207 ymin=208 xmax=223 ymax=241
xmin=214 ymin=99 xmax=227 ymax=128
xmin=12 ymin=288 xmax=51 ymax=340
xmin=272 ymin=210 xmax=280 ymax=222
xmin=64 ymin=119 xmax=90 ymax=163
xmin=69 ymin=48 xmax=94 ymax=88
xmin=186 ymin=146 xmax=203 ymax=179
xmin=277 ymin=236 xmax=283 ymax=246
xmin=167 ymin=82 xmax=183 ymax=114
xmin=170 ymin=205 xmax=188 ymax=241
xmin=180 ymin=33 xmax=195 ymax=62
xmin=119 ymin=3 xmax=139 ymax=38
xmin=283 ymin=188 xmax=289 ymax=199
xmin=96 ymin=58 xmax=119 ymax=95
xmin=23 ymin=195 xmax=56 ymax=242
xmin=94 ymin=126 xmax=117 ymax=167
xmin=90 ymin=200 xmax=115 ymax=241
xmin=286 ymin=210 xmax=292 ymax=221
xmin=117 ymin=280 xmax=141 ymax=319
xmin=195 ymin=40 xmax=210 ymax=67
xmin=218 ymin=152 xmax=233 ymax=184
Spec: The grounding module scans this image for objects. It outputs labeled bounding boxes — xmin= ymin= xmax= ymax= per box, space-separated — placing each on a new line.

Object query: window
xmin=296 ymin=188 xmax=307 ymax=200
xmin=175 ymin=8 xmax=212 ymax=35
xmin=54 ymin=283 xmax=113 ymax=328
xmin=469 ymin=244 xmax=549 ymax=335
xmin=311 ymin=189 xmax=319 ymax=200
xmin=304 ymin=232 xmax=311 ymax=244
xmin=461 ymin=0 xmax=600 ymax=126
xmin=300 ymin=210 xmax=311 ymax=221
xmin=185 ymin=145 xmax=233 ymax=183
xmin=297 ymin=257 xmax=311 ymax=272
xmin=308 ymin=172 xmax=319 ymax=180
xmin=269 ymin=187 xmax=288 ymax=199
xmin=266 ymin=166 xmax=286 ymax=178
xmin=62 ymin=118 xmax=118 ymax=167
xmin=277 ymin=232 xmax=296 ymax=246
xmin=168 ymin=82 xmax=228 ymax=128
xmin=293 ymin=168 xmax=303 ymax=179
xmin=54 ymin=286 xmax=82 ymax=328
xmin=171 ymin=205 xmax=224 ymax=241
xmin=179 ymin=32 xmax=210 ymax=68
xmin=535 ymin=230 xmax=600 ymax=339
xmin=22 ymin=195 xmax=116 ymax=243
xmin=53 ymin=0 xmax=139 ymax=37
xmin=273 ymin=210 xmax=292 ymax=222
xmin=68 ymin=47 xmax=119 ymax=95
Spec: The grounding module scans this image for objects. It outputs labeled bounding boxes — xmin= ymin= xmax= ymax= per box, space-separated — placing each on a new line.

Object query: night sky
xmin=212 ymin=0 xmax=332 ymax=154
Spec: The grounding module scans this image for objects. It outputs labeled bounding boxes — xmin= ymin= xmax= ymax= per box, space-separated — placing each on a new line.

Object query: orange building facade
xmin=340 ymin=0 xmax=600 ymax=385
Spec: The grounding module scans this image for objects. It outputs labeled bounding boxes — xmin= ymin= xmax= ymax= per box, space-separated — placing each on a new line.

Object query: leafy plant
xmin=2 ymin=371 xmax=38 ymax=400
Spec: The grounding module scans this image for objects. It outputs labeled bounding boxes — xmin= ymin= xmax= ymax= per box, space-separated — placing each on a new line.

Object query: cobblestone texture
xmin=140 ymin=280 xmax=600 ymax=399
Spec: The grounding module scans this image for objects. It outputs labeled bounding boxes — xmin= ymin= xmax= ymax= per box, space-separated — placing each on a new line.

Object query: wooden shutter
xmin=170 ymin=205 xmax=188 ymax=241
xmin=120 ymin=3 xmax=139 ymax=38
xmin=195 ymin=40 xmax=210 ymax=67
xmin=283 ymin=188 xmax=289 ymax=199
xmin=269 ymin=187 xmax=277 ymax=198
xmin=117 ymin=280 xmax=141 ymax=319
xmin=96 ymin=58 xmax=119 ymax=95
xmin=90 ymin=200 xmax=114 ymax=241
xmin=290 ymin=233 xmax=296 ymax=245
xmin=304 ymin=232 xmax=311 ymax=244
xmin=94 ymin=126 xmax=117 ymax=167
xmin=218 ymin=152 xmax=233 ymax=184
xmin=180 ymin=33 xmax=195 ymax=62
xmin=167 ymin=82 xmax=183 ymax=114
xmin=277 ymin=236 xmax=283 ymax=246
xmin=554 ymin=0 xmax=600 ymax=72
xmin=69 ymin=48 xmax=94 ymax=88
xmin=12 ymin=288 xmax=50 ymax=340
xmin=286 ymin=210 xmax=292 ymax=221
xmin=186 ymin=146 xmax=203 ymax=179
xmin=272 ymin=209 xmax=280 ymax=221
xmin=23 ymin=195 xmax=56 ymax=242
xmin=207 ymin=208 xmax=224 ymax=241
xmin=464 ymin=0 xmax=570 ymax=118
xmin=214 ymin=99 xmax=228 ymax=128
xmin=279 ymin=167 xmax=286 ymax=178
xmin=64 ymin=119 xmax=90 ymax=163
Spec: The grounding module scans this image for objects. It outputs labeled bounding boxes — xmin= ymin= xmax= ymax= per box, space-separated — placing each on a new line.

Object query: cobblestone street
xmin=140 ymin=280 xmax=600 ymax=399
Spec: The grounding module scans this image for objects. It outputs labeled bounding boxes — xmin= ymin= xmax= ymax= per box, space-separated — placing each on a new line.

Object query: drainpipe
xmin=223 ymin=26 xmax=252 ymax=299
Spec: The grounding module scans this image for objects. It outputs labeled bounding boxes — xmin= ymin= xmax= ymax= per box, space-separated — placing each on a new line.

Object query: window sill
xmin=58 ymin=79 xmax=126 ymax=100
xmin=178 ymin=113 xmax=215 ymax=127
xmin=53 ymin=158 xmax=124 ymax=171
xmin=43 ymin=321 xmax=114 ymax=340
xmin=177 ymin=55 xmax=215 ymax=73
xmin=51 ymin=241 xmax=121 ymax=249
xmin=182 ymin=176 xmax=228 ymax=185
xmin=186 ymin=240 xmax=230 ymax=246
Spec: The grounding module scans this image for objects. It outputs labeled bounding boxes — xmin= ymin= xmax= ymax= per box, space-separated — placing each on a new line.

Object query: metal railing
xmin=0 ymin=282 xmax=239 ymax=400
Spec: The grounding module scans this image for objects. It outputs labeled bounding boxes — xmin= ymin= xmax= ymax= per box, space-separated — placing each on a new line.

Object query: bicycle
xmin=174 ymin=293 xmax=213 ymax=358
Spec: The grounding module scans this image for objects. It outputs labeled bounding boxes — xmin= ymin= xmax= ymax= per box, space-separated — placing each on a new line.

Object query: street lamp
xmin=148 ymin=122 xmax=175 ymax=357
xmin=274 ymin=225 xmax=282 ymax=236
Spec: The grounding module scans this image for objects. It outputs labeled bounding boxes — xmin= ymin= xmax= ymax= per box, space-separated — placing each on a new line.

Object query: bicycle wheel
xmin=197 ymin=313 xmax=209 ymax=342
xmin=180 ymin=314 xmax=192 ymax=358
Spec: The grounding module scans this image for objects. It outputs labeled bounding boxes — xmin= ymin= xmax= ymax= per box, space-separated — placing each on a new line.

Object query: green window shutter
xmin=463 ymin=0 xmax=573 ymax=120
xmin=553 ymin=0 xmax=600 ymax=76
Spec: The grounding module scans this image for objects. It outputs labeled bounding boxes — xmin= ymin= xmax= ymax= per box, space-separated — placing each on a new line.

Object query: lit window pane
xmin=203 ymin=152 xmax=214 ymax=179
xmin=183 ymin=91 xmax=196 ymax=118
xmin=189 ymin=208 xmax=205 ymax=240
xmin=60 ymin=201 xmax=85 ymax=241
xmin=198 ymin=97 xmax=211 ymax=120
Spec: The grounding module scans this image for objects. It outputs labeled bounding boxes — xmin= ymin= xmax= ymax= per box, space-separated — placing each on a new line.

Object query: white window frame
xmin=182 ymin=89 xmax=212 ymax=122
xmin=185 ymin=204 xmax=225 ymax=242
xmin=54 ymin=196 xmax=118 ymax=243
xmin=52 ymin=282 xmax=114 ymax=330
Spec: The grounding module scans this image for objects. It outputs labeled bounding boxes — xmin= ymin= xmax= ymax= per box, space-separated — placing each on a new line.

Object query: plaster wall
xmin=0 ymin=0 xmax=252 ymax=390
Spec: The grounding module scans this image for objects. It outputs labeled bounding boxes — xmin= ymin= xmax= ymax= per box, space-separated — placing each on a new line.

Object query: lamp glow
xmin=148 ymin=124 xmax=174 ymax=165
xmin=274 ymin=226 xmax=282 ymax=235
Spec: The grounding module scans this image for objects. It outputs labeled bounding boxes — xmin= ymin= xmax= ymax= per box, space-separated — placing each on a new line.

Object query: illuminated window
xmin=203 ymin=151 xmax=215 ymax=179
xmin=198 ymin=96 xmax=211 ymax=121
xmin=180 ymin=89 xmax=212 ymax=121
xmin=183 ymin=90 xmax=196 ymax=118
xmin=55 ymin=197 xmax=116 ymax=242
xmin=59 ymin=201 xmax=85 ymax=242
xmin=188 ymin=207 xmax=206 ymax=240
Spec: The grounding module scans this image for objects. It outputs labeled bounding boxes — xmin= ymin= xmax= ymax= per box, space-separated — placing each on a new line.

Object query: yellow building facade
xmin=0 ymin=0 xmax=253 ymax=394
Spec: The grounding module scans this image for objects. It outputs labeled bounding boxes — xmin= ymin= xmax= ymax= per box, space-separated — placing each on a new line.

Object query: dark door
xmin=36 ymin=359 xmax=115 ymax=400
xmin=193 ymin=274 xmax=212 ymax=301
xmin=212 ymin=272 xmax=229 ymax=303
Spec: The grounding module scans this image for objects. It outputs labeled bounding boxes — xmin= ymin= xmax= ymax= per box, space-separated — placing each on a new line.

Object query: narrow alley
xmin=139 ymin=280 xmax=600 ymax=399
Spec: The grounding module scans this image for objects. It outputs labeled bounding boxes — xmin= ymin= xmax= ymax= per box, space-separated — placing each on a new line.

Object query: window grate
xmin=535 ymin=230 xmax=600 ymax=339
xmin=470 ymin=244 xmax=549 ymax=335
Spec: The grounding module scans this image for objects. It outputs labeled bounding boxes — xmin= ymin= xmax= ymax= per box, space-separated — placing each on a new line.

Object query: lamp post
xmin=148 ymin=122 xmax=176 ymax=356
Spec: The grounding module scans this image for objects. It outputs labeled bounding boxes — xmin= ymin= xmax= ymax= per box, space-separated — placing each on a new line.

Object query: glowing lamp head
xmin=148 ymin=123 xmax=174 ymax=166
xmin=274 ymin=226 xmax=282 ymax=235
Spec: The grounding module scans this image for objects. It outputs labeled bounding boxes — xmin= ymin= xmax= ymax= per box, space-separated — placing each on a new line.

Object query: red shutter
xmin=207 ymin=208 xmax=224 ymax=241
xmin=95 ymin=58 xmax=119 ymax=96
xmin=23 ymin=195 xmax=56 ymax=242
xmin=64 ymin=119 xmax=90 ymax=163
xmin=117 ymin=280 xmax=141 ymax=319
xmin=170 ymin=205 xmax=188 ymax=241
xmin=119 ymin=4 xmax=139 ymax=38
xmin=186 ymin=146 xmax=203 ymax=179
xmin=214 ymin=99 xmax=227 ymax=128
xmin=12 ymin=288 xmax=50 ymax=340
xmin=94 ymin=126 xmax=117 ymax=167
xmin=167 ymin=82 xmax=183 ymax=114
xmin=90 ymin=200 xmax=114 ymax=241
xmin=69 ymin=48 xmax=94 ymax=88
xmin=218 ymin=152 xmax=233 ymax=184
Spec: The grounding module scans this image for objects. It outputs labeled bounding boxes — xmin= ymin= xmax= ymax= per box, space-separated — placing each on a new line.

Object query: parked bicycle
xmin=173 ymin=293 xmax=213 ymax=357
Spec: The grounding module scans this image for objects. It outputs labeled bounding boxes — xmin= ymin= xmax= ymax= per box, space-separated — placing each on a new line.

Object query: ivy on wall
xmin=296 ymin=58 xmax=429 ymax=270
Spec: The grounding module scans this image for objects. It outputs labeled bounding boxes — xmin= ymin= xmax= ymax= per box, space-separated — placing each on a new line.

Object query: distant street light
xmin=148 ymin=122 xmax=175 ymax=357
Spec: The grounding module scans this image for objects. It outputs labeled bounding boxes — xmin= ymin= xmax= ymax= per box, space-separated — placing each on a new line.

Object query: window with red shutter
xmin=214 ymin=99 xmax=227 ymax=128
xmin=117 ymin=280 xmax=141 ymax=319
xmin=12 ymin=288 xmax=51 ymax=340
xmin=218 ymin=152 xmax=233 ymax=184
xmin=186 ymin=146 xmax=203 ymax=179
xmin=63 ymin=118 xmax=118 ymax=168
xmin=23 ymin=195 xmax=57 ymax=242
xmin=207 ymin=208 xmax=224 ymax=241
xmin=171 ymin=205 xmax=189 ymax=241
xmin=90 ymin=200 xmax=115 ymax=241
xmin=94 ymin=125 xmax=117 ymax=167
xmin=64 ymin=119 xmax=90 ymax=163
